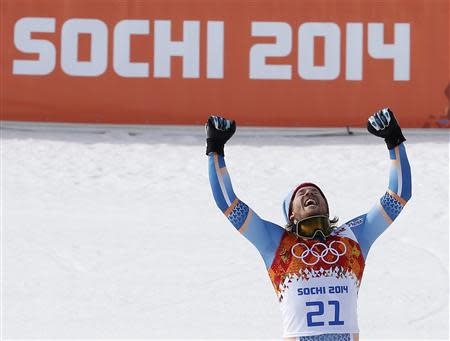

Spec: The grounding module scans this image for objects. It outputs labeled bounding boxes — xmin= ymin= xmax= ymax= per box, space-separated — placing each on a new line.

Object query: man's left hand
xmin=367 ymin=108 xmax=406 ymax=149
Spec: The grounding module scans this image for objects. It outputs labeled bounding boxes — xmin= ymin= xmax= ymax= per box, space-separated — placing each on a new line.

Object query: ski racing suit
xmin=208 ymin=143 xmax=411 ymax=340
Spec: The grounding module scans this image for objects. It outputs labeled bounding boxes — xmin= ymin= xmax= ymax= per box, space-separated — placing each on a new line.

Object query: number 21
xmin=306 ymin=300 xmax=344 ymax=327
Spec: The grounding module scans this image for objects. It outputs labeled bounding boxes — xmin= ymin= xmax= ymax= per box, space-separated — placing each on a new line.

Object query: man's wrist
xmin=385 ymin=134 xmax=406 ymax=150
xmin=206 ymin=138 xmax=225 ymax=156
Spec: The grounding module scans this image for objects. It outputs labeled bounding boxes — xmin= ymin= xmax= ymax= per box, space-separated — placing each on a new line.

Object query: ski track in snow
xmin=1 ymin=123 xmax=448 ymax=339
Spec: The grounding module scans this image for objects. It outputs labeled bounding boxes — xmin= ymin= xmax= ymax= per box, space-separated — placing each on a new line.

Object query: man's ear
xmin=289 ymin=212 xmax=295 ymax=222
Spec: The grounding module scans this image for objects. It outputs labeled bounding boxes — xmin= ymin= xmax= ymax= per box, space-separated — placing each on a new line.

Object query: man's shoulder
xmin=331 ymin=215 xmax=366 ymax=240
xmin=343 ymin=215 xmax=366 ymax=229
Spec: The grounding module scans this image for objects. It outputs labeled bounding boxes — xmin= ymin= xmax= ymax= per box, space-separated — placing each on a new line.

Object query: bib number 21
xmin=306 ymin=300 xmax=344 ymax=327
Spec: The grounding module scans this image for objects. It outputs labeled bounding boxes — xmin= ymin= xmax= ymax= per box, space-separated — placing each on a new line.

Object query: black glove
xmin=367 ymin=108 xmax=406 ymax=149
xmin=205 ymin=115 xmax=236 ymax=156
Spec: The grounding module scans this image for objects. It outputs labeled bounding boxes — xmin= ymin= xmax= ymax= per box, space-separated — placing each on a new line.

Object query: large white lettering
xmin=153 ymin=20 xmax=200 ymax=78
xmin=345 ymin=23 xmax=363 ymax=80
xmin=368 ymin=23 xmax=410 ymax=81
xmin=11 ymin=18 xmax=410 ymax=81
xmin=61 ymin=19 xmax=108 ymax=76
xmin=113 ymin=20 xmax=150 ymax=78
xmin=250 ymin=22 xmax=292 ymax=80
xmin=207 ymin=21 xmax=224 ymax=79
xmin=298 ymin=22 xmax=340 ymax=80
xmin=13 ymin=17 xmax=56 ymax=75
xmin=12 ymin=18 xmax=224 ymax=79
xmin=249 ymin=21 xmax=410 ymax=81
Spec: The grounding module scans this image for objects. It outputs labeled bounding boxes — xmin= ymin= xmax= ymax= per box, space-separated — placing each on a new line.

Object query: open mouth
xmin=304 ymin=198 xmax=317 ymax=207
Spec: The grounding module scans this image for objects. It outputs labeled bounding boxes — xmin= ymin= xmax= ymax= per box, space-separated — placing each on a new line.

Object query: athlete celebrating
xmin=206 ymin=109 xmax=411 ymax=341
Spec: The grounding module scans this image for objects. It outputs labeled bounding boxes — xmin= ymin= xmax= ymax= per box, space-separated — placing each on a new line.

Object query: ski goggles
xmin=293 ymin=215 xmax=333 ymax=240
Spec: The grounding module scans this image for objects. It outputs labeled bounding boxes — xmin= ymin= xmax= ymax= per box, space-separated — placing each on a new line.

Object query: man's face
xmin=290 ymin=186 xmax=328 ymax=222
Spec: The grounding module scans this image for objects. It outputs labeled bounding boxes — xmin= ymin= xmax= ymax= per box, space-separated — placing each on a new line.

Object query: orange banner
xmin=1 ymin=0 xmax=448 ymax=127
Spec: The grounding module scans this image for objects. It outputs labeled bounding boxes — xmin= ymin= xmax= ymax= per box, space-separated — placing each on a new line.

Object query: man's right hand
xmin=205 ymin=115 xmax=236 ymax=156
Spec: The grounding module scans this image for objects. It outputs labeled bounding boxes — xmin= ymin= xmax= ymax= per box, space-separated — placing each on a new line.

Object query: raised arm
xmin=349 ymin=109 xmax=412 ymax=259
xmin=206 ymin=116 xmax=284 ymax=267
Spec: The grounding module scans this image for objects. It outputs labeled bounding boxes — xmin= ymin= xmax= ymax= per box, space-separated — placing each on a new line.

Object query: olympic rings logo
xmin=291 ymin=241 xmax=347 ymax=265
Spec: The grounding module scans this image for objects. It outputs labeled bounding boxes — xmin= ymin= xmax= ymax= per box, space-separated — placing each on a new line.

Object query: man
xmin=206 ymin=109 xmax=411 ymax=341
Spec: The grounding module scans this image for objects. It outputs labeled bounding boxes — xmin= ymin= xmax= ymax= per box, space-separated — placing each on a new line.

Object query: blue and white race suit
xmin=208 ymin=143 xmax=411 ymax=340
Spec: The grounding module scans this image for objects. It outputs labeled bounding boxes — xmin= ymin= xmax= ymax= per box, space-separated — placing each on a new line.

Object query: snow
xmin=1 ymin=122 xmax=448 ymax=340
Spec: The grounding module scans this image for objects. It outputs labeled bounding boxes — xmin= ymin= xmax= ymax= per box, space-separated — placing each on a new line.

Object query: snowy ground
xmin=1 ymin=122 xmax=448 ymax=340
